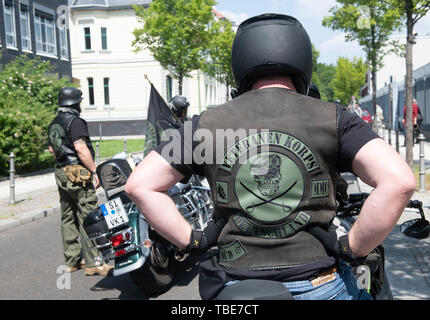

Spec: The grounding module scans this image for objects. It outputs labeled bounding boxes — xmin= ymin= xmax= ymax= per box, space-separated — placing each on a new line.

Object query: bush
xmin=0 ymin=53 xmax=74 ymax=176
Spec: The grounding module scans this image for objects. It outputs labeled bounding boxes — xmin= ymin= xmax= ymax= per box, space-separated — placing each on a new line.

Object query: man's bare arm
xmin=125 ymin=151 xmax=192 ymax=250
xmin=48 ymin=145 xmax=55 ymax=157
xmin=349 ymin=138 xmax=416 ymax=257
xmin=73 ymin=138 xmax=100 ymax=188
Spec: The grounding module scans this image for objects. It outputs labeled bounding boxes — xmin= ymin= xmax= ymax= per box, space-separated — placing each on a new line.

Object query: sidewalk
xmin=0 ymin=130 xmax=429 ymax=299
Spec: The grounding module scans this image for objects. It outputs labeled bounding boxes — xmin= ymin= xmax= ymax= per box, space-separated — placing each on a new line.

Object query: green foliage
xmin=316 ymin=63 xmax=337 ymax=102
xmin=202 ymin=18 xmax=235 ymax=90
xmin=331 ymin=57 xmax=367 ymax=105
xmin=323 ymin=1 xmax=402 ymax=71
xmin=0 ymin=53 xmax=73 ymax=176
xmin=132 ymin=0 xmax=216 ymax=94
xmin=311 ymin=45 xmax=336 ymax=102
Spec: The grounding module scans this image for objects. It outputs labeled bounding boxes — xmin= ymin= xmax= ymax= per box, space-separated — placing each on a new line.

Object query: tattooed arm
xmin=73 ymin=137 xmax=100 ymax=188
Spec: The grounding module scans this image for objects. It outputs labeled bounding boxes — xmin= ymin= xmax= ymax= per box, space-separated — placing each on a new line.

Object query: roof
xmin=212 ymin=8 xmax=225 ymax=20
xmin=70 ymin=0 xmax=151 ymax=10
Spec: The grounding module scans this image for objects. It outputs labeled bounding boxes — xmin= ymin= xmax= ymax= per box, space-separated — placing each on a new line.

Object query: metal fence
xmin=359 ymin=62 xmax=430 ymax=137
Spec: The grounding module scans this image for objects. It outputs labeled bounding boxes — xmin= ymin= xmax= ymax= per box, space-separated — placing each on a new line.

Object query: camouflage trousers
xmin=55 ymin=168 xmax=101 ymax=268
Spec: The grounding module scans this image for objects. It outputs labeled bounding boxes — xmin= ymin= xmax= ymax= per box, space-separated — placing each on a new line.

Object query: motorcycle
xmin=215 ymin=179 xmax=429 ymax=300
xmin=83 ymin=153 xmax=213 ymax=297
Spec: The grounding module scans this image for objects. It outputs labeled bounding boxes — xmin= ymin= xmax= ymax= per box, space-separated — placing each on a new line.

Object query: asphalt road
xmin=0 ymin=212 xmax=201 ymax=300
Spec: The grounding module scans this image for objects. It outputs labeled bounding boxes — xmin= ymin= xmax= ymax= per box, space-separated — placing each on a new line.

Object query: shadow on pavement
xmin=91 ymin=273 xmax=150 ymax=300
xmin=90 ymin=253 xmax=201 ymax=300
xmin=384 ymin=225 xmax=430 ymax=300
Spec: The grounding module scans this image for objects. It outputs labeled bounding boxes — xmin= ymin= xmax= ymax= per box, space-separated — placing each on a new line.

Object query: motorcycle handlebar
xmin=407 ymin=200 xmax=423 ymax=209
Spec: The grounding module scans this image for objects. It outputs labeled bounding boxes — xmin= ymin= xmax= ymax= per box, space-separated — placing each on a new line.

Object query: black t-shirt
xmin=70 ymin=117 xmax=90 ymax=142
xmin=155 ymin=105 xmax=379 ymax=177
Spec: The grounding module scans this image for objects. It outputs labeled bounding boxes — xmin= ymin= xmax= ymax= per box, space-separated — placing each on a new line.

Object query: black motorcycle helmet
xmin=170 ymin=95 xmax=190 ymax=117
xmin=308 ymin=83 xmax=321 ymax=100
xmin=58 ymin=87 xmax=83 ymax=108
xmin=231 ymin=13 xmax=313 ymax=95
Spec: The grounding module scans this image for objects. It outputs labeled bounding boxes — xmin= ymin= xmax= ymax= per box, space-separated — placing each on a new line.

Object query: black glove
xmin=186 ymin=218 xmax=226 ymax=252
xmin=308 ymin=226 xmax=361 ymax=264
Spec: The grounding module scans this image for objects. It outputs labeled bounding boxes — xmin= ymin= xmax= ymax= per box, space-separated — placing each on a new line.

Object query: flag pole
xmin=144 ymin=74 xmax=181 ymax=123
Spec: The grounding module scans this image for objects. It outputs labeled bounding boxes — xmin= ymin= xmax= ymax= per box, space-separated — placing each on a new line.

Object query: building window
xmin=84 ymin=27 xmax=91 ymax=50
xmin=101 ymin=27 xmax=108 ymax=50
xmin=88 ymin=78 xmax=95 ymax=106
xmin=59 ymin=27 xmax=69 ymax=59
xmin=166 ymin=76 xmax=172 ymax=102
xmin=104 ymin=78 xmax=110 ymax=105
xmin=4 ymin=0 xmax=17 ymax=48
xmin=20 ymin=4 xmax=31 ymax=51
xmin=34 ymin=12 xmax=56 ymax=55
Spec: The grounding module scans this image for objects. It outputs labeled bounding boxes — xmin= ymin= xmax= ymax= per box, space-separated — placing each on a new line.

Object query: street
xmin=0 ymin=213 xmax=201 ymax=300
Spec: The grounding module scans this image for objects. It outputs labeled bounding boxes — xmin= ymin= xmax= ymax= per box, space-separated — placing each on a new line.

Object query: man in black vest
xmin=48 ymin=87 xmax=113 ymax=276
xmin=125 ymin=14 xmax=415 ymax=299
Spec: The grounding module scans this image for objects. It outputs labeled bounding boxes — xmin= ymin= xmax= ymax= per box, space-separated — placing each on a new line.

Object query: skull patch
xmin=250 ymin=154 xmax=282 ymax=196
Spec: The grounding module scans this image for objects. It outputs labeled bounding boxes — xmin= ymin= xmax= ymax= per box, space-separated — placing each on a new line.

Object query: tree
xmin=316 ymin=63 xmax=337 ymax=102
xmin=323 ymin=1 xmax=402 ymax=122
xmin=311 ymin=45 xmax=336 ymax=101
xmin=201 ymin=18 xmax=235 ymax=101
xmin=390 ymin=0 xmax=430 ymax=167
xmin=331 ymin=57 xmax=368 ymax=105
xmin=132 ymin=0 xmax=216 ymax=95
xmin=0 ymin=54 xmax=73 ymax=176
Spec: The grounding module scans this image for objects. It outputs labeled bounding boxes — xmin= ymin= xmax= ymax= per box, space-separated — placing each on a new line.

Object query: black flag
xmin=144 ymin=84 xmax=177 ymax=156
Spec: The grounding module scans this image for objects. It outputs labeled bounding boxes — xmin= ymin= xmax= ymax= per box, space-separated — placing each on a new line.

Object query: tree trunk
xmin=405 ymin=0 xmax=414 ymax=168
xmin=371 ymin=68 xmax=377 ymax=131
xmin=370 ymin=25 xmax=378 ymax=131
xmin=178 ymin=74 xmax=183 ymax=96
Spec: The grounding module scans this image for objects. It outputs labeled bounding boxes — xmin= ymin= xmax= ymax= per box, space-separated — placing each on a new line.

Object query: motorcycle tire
xmin=130 ymin=252 xmax=174 ymax=297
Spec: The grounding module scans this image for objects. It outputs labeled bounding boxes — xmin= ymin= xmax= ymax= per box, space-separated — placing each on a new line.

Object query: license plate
xmin=100 ymin=197 xmax=129 ymax=229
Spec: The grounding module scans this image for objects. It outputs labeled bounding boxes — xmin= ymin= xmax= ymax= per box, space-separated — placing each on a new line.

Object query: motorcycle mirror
xmin=400 ymin=218 xmax=430 ymax=240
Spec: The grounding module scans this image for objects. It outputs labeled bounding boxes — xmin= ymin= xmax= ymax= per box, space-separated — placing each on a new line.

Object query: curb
xmin=0 ymin=206 xmax=61 ymax=233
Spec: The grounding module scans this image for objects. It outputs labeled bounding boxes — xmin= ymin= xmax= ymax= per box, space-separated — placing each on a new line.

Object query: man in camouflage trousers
xmin=48 ymin=87 xmax=113 ymax=276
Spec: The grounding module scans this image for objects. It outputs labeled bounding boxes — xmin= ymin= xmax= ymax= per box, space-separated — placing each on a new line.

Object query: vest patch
xmin=215 ymin=181 xmax=229 ymax=204
xmin=220 ymin=131 xmax=320 ymax=173
xmin=218 ymin=240 xmax=247 ymax=263
xmin=232 ymin=211 xmax=311 ymax=239
xmin=49 ymin=123 xmax=65 ymax=154
xmin=235 ymin=151 xmax=304 ymax=223
xmin=311 ymin=179 xmax=329 ymax=198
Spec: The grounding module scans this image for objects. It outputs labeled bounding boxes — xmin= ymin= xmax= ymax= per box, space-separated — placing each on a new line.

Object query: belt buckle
xmin=310 ymin=267 xmax=337 ymax=287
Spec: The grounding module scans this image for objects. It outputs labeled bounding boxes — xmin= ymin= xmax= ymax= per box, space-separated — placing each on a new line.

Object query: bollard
xmin=96 ymin=142 xmax=100 ymax=165
xmin=8 ymin=153 xmax=16 ymax=205
xmin=418 ymin=133 xmax=426 ymax=192
xmin=395 ymin=130 xmax=400 ymax=153
xmin=124 ymin=138 xmax=127 ymax=154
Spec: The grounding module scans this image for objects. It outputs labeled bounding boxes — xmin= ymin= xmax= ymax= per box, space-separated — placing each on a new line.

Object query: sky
xmin=213 ymin=0 xmax=430 ymax=66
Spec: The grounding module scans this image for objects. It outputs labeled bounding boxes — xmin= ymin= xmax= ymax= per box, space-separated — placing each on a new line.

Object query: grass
xmin=0 ymin=139 xmax=146 ymax=179
xmin=412 ymin=163 xmax=430 ymax=191
xmin=91 ymin=139 xmax=145 ymax=160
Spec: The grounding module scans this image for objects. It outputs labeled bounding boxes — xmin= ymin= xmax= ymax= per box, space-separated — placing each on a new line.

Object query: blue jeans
xmin=226 ymin=261 xmax=373 ymax=300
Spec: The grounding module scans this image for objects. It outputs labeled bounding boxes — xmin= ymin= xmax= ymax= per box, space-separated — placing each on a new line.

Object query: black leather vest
xmin=196 ymin=88 xmax=339 ymax=270
xmin=48 ymin=112 xmax=95 ymax=168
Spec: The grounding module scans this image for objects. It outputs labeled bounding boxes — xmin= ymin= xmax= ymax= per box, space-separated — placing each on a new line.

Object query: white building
xmin=361 ymin=35 xmax=430 ymax=96
xmin=69 ymin=0 xmax=227 ymax=123
xmin=376 ymin=35 xmax=430 ymax=90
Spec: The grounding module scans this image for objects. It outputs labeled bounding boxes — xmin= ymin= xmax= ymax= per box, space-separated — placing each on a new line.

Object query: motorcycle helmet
xmin=170 ymin=95 xmax=190 ymax=117
xmin=58 ymin=87 xmax=83 ymax=107
xmin=308 ymin=83 xmax=321 ymax=100
xmin=231 ymin=13 xmax=313 ymax=95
